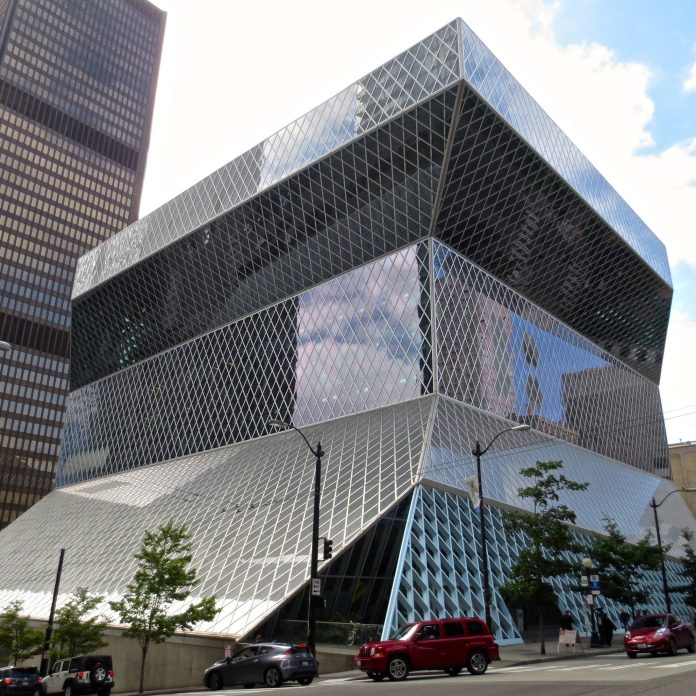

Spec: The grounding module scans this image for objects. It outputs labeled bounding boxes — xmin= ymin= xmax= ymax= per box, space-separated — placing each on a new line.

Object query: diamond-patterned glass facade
xmin=0 ymin=20 xmax=691 ymax=644
xmin=387 ymin=484 xmax=690 ymax=645
xmin=432 ymin=242 xmax=668 ymax=472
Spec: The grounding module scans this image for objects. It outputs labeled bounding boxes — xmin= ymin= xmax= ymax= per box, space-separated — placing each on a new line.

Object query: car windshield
xmin=389 ymin=624 xmax=418 ymax=640
xmin=630 ymin=616 xmax=666 ymax=630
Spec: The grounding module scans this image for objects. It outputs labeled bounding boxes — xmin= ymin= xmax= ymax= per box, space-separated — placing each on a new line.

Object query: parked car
xmin=204 ymin=643 xmax=318 ymax=689
xmin=624 ymin=613 xmax=696 ymax=658
xmin=353 ymin=617 xmax=500 ymax=681
xmin=38 ymin=656 xmax=114 ymax=696
xmin=0 ymin=667 xmax=40 ymax=696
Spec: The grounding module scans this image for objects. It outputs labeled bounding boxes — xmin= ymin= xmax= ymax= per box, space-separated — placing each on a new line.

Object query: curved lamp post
xmin=472 ymin=423 xmax=530 ymax=635
xmin=0 ymin=341 xmax=11 ymax=354
xmin=269 ymin=419 xmax=324 ymax=657
xmin=650 ymin=487 xmax=696 ymax=613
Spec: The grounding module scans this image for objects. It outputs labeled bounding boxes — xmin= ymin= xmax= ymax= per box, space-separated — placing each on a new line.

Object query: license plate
xmin=356 ymin=660 xmax=361 ymax=667
xmin=637 ymin=643 xmax=646 ymax=648
xmin=301 ymin=660 xmax=310 ymax=666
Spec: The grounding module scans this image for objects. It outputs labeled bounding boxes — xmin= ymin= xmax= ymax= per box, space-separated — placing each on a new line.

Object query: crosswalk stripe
xmin=320 ymin=678 xmax=356 ymax=683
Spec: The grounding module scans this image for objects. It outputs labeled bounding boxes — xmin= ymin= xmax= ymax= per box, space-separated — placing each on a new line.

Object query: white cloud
xmin=660 ymin=309 xmax=696 ymax=443
xmin=684 ymin=61 xmax=696 ymax=92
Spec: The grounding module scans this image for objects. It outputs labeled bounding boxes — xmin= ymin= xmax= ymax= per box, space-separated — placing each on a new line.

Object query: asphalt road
xmin=176 ymin=651 xmax=696 ymax=696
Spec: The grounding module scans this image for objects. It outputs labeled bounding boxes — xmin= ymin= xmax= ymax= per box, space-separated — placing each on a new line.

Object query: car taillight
xmin=284 ymin=648 xmax=293 ymax=656
xmin=4 ymin=678 xmax=12 ymax=685
xmin=108 ymin=672 xmax=114 ymax=678
xmin=77 ymin=672 xmax=84 ymax=679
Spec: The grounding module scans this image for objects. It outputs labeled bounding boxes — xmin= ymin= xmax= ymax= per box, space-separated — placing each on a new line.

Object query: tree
xmin=0 ymin=600 xmax=44 ymax=665
xmin=52 ymin=588 xmax=108 ymax=659
xmin=109 ymin=521 xmax=217 ymax=695
xmin=500 ymin=460 xmax=588 ymax=654
xmin=586 ymin=517 xmax=662 ymax=617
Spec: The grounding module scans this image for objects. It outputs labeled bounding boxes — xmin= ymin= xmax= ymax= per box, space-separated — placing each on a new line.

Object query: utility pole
xmin=40 ymin=548 xmax=65 ymax=676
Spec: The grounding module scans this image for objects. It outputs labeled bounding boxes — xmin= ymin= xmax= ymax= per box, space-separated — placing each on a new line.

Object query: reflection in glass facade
xmin=0 ymin=19 xmax=693 ymax=645
xmin=0 ymin=0 xmax=165 ymax=528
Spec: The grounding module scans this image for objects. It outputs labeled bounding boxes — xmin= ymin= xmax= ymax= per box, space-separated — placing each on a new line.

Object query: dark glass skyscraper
xmin=0 ymin=0 xmax=165 ymax=527
xmin=0 ymin=20 xmax=693 ymax=650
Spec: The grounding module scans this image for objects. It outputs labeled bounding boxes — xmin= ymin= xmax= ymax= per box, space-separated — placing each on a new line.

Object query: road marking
xmin=320 ymin=678 xmax=357 ymax=683
xmin=597 ymin=665 xmax=636 ymax=670
xmin=649 ymin=660 xmax=696 ymax=669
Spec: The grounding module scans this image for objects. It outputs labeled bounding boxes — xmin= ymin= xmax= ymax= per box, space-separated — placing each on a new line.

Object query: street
xmin=170 ymin=652 xmax=696 ymax=696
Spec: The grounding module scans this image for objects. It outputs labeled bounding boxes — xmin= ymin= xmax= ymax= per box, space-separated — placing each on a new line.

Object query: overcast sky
xmin=140 ymin=0 xmax=696 ymax=444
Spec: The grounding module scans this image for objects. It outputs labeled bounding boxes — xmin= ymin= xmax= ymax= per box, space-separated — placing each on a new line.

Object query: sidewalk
xmin=498 ymin=638 xmax=623 ymax=666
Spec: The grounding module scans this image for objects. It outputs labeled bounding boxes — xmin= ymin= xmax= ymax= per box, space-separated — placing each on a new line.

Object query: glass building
xmin=0 ymin=19 xmax=692 ymax=643
xmin=0 ymin=0 xmax=165 ymax=528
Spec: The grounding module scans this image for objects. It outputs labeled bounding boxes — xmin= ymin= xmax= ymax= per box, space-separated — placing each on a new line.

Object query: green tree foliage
xmin=500 ymin=460 xmax=588 ymax=654
xmin=586 ymin=517 xmax=662 ymax=617
xmin=0 ymin=600 xmax=44 ymax=665
xmin=109 ymin=521 xmax=217 ymax=695
xmin=52 ymin=588 xmax=108 ymax=659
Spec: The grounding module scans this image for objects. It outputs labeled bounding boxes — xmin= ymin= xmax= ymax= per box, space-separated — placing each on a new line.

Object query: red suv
xmin=353 ymin=618 xmax=499 ymax=681
xmin=624 ymin=613 xmax=696 ymax=658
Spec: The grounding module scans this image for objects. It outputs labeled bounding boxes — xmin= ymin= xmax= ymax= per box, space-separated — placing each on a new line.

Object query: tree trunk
xmin=139 ymin=644 xmax=149 ymax=696
xmin=539 ymin=607 xmax=545 ymax=654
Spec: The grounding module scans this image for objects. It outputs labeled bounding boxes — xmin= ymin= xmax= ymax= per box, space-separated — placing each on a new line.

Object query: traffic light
xmin=323 ymin=538 xmax=333 ymax=560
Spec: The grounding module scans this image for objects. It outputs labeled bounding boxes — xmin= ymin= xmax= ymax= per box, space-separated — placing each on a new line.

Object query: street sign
xmin=311 ymin=578 xmax=321 ymax=596
xmin=590 ymin=574 xmax=599 ymax=583
xmin=580 ymin=576 xmax=588 ymax=587
xmin=591 ymin=589 xmax=601 ymax=595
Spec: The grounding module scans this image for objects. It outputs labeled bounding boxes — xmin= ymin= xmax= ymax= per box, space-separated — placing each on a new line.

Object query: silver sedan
xmin=204 ymin=643 xmax=318 ymax=689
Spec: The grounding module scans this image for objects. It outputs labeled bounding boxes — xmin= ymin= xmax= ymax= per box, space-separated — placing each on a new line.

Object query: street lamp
xmin=472 ymin=423 xmax=530 ymax=635
xmin=268 ymin=419 xmax=324 ymax=657
xmin=650 ymin=488 xmax=696 ymax=614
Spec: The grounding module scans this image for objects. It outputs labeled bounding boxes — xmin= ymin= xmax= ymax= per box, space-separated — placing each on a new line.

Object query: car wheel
xmin=368 ymin=673 xmax=384 ymax=682
xmin=466 ymin=650 xmax=488 ymax=675
xmin=91 ymin=665 xmax=107 ymax=684
xmin=208 ymin=671 xmax=223 ymax=690
xmin=444 ymin=667 xmax=461 ymax=676
xmin=668 ymin=638 xmax=678 ymax=656
xmin=263 ymin=667 xmax=283 ymax=688
xmin=297 ymin=677 xmax=313 ymax=686
xmin=386 ymin=655 xmax=409 ymax=681
xmin=687 ymin=636 xmax=695 ymax=654
xmin=243 ymin=684 xmax=255 ymax=689
xmin=626 ymin=651 xmax=637 ymax=659
xmin=64 ymin=683 xmax=73 ymax=696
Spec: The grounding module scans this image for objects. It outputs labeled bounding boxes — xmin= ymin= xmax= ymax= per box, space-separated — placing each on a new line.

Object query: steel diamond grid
xmin=431 ymin=241 xmax=668 ymax=472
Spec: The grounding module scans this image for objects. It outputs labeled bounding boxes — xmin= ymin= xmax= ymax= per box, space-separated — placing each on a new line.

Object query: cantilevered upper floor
xmin=69 ymin=19 xmax=672 ymax=389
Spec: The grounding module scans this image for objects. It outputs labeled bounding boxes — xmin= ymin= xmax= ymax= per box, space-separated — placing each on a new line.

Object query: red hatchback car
xmin=624 ymin=613 xmax=696 ymax=658
xmin=353 ymin=618 xmax=500 ymax=681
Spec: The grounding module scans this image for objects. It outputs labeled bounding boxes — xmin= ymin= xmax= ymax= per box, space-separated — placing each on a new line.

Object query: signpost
xmin=581 ymin=559 xmax=603 ymax=648
xmin=311 ymin=578 xmax=321 ymax=596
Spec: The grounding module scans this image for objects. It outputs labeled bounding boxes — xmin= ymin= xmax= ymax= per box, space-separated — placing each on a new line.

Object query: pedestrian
xmin=560 ymin=610 xmax=574 ymax=630
xmin=255 ymin=633 xmax=263 ymax=643
xmin=619 ymin=610 xmax=630 ymax=630
xmin=600 ymin=611 xmax=616 ymax=646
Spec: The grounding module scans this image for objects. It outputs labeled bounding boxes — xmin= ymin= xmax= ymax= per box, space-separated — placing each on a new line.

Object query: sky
xmin=140 ymin=0 xmax=696 ymax=444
